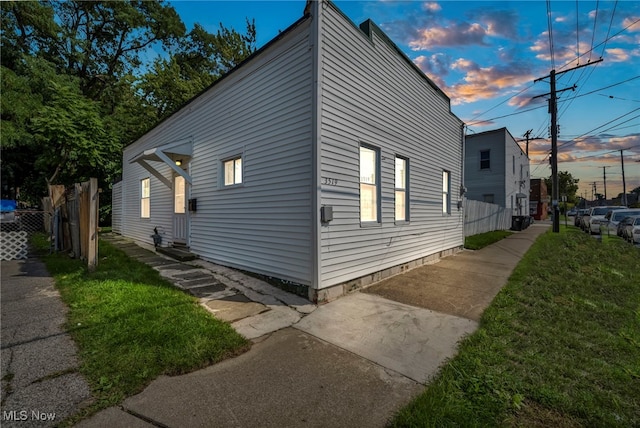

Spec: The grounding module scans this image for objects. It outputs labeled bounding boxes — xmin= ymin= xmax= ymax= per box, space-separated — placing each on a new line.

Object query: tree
xmin=545 ymin=171 xmax=579 ymax=204
xmin=136 ymin=20 xmax=256 ymax=121
xmin=1 ymin=0 xmax=257 ymax=206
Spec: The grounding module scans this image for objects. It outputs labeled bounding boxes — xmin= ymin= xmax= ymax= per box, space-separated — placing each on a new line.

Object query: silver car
xmin=600 ymin=209 xmax=640 ymax=235
xmin=586 ymin=206 xmax=627 ymax=234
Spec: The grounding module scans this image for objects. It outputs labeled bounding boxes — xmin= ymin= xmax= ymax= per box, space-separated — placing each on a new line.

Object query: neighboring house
xmin=529 ymin=179 xmax=549 ymax=220
xmin=464 ymin=128 xmax=530 ymax=216
xmin=112 ymin=0 xmax=464 ymax=302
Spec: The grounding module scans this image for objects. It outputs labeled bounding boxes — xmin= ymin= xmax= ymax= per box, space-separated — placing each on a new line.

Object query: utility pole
xmin=592 ymin=182 xmax=597 ymax=202
xmin=519 ymin=129 xmax=545 ymax=158
xmin=601 ymin=166 xmax=611 ymax=201
xmin=621 ymin=149 xmax=627 ymax=206
xmin=534 ymin=58 xmax=602 ymax=232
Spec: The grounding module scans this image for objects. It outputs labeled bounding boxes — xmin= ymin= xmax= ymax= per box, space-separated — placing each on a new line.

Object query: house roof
xmin=126 ymin=0 xmax=460 ymax=148
xmin=466 ymin=127 xmax=527 ymax=157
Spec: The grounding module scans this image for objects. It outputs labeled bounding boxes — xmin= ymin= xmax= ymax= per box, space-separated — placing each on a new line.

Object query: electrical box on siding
xmin=321 ymin=206 xmax=333 ymax=223
xmin=188 ymin=198 xmax=197 ymax=212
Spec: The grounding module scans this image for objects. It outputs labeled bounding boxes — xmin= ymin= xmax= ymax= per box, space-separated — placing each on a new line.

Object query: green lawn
xmin=35 ymin=237 xmax=250 ymax=423
xmin=392 ymin=227 xmax=640 ymax=427
xmin=465 ymin=230 xmax=514 ymax=250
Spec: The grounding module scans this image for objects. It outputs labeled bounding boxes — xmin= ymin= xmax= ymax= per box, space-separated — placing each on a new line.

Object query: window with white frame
xmin=442 ymin=170 xmax=451 ymax=214
xmin=223 ymin=156 xmax=242 ymax=186
xmin=395 ymin=156 xmax=408 ymax=221
xmin=141 ymin=178 xmax=150 ymax=218
xmin=360 ymin=145 xmax=379 ymax=223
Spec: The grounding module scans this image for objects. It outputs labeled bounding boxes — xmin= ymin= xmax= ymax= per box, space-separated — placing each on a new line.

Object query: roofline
xmin=357 ymin=18 xmax=451 ymax=105
xmin=125 ymin=11 xmax=312 ymax=148
xmin=466 ymin=127 xmax=528 ymax=157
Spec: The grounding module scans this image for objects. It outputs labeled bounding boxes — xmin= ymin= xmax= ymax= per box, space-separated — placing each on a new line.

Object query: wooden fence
xmin=44 ymin=178 xmax=99 ymax=270
xmin=464 ymin=199 xmax=512 ymax=237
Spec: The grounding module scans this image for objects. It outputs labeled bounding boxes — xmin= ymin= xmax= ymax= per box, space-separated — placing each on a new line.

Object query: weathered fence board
xmin=464 ymin=199 xmax=512 ymax=236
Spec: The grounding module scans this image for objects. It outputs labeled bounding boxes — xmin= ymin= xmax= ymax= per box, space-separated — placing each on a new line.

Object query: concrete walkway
xmin=1 ymin=258 xmax=93 ymax=427
xmin=4 ymin=223 xmax=550 ymax=427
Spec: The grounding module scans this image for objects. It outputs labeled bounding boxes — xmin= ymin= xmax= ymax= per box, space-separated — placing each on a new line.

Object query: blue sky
xmin=169 ymin=0 xmax=639 ymax=200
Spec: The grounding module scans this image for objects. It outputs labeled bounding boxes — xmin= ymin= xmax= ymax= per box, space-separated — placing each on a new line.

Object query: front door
xmin=173 ymin=174 xmax=188 ymax=245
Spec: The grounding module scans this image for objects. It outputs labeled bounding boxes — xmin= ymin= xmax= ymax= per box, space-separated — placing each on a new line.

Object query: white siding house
xmin=114 ymin=0 xmax=465 ymax=302
xmin=464 ymin=128 xmax=530 ymax=216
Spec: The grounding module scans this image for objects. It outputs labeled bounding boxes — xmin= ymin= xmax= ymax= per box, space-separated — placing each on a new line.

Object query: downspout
xmin=461 ymin=123 xmax=467 ymax=242
xmin=310 ymin=0 xmax=323 ymax=300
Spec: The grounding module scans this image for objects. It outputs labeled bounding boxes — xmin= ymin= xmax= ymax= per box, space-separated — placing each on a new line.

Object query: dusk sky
xmin=169 ymin=0 xmax=640 ymax=200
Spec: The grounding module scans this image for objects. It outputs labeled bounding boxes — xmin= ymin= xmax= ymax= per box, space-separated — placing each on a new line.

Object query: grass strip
xmin=392 ymin=227 xmax=640 ymax=427
xmin=465 ymin=230 xmax=514 ymax=250
xmin=35 ymin=238 xmax=250 ymax=421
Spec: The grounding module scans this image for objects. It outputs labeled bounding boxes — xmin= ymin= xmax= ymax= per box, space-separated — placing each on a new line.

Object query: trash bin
xmin=511 ymin=216 xmax=523 ymax=231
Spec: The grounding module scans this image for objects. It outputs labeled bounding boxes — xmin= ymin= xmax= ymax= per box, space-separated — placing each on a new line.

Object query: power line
xmin=589 ymin=0 xmax=600 ymax=62
xmin=558 ymin=17 xmax=640 ymax=73
xmin=546 ymin=0 xmax=555 ymax=69
xmin=558 ymin=108 xmax=640 ymax=151
xmin=601 ymin=0 xmax=618 ymax=58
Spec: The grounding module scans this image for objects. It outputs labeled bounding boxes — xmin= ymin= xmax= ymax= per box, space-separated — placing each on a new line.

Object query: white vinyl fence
xmin=464 ymin=199 xmax=512 ymax=237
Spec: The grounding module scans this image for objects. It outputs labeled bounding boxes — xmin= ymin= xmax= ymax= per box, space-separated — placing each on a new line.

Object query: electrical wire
xmin=558 ymin=108 xmax=640 ymax=151
xmin=589 ymin=0 xmax=600 ymax=62
xmin=558 ymin=17 xmax=640 ymax=72
xmin=546 ymin=0 xmax=556 ymax=69
xmin=601 ymin=0 xmax=618 ymax=58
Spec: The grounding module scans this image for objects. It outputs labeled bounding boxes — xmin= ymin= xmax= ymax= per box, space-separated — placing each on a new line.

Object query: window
xmin=483 ymin=194 xmax=495 ymax=203
xmin=442 ymin=170 xmax=451 ymax=214
xmin=140 ymin=178 xmax=150 ymax=218
xmin=480 ymin=150 xmax=490 ymax=170
xmin=395 ymin=157 xmax=408 ymax=221
xmin=360 ymin=146 xmax=379 ymax=222
xmin=174 ymin=175 xmax=185 ymax=214
xmin=223 ymin=157 xmax=242 ymax=186
xmin=512 ymin=155 xmax=516 ymax=174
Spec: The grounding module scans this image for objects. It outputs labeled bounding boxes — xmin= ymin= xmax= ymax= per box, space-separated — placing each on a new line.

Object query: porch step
xmin=156 ymin=246 xmax=198 ymax=262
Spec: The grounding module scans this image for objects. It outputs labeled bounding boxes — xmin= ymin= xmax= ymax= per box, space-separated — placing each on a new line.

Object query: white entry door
xmin=173 ymin=174 xmax=188 ymax=245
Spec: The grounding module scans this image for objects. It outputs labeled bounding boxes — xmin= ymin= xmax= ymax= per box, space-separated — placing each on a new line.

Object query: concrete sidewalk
xmin=79 ymin=223 xmax=548 ymax=426
xmin=1 ymin=258 xmax=93 ymax=427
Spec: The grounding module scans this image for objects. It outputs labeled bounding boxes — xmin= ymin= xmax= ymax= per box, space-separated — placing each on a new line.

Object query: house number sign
xmin=322 ymin=177 xmax=339 ymax=186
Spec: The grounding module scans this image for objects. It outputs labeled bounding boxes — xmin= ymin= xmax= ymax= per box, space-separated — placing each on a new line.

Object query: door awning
xmin=129 ymin=139 xmax=192 ymax=185
xmin=516 ymin=193 xmax=527 ymax=199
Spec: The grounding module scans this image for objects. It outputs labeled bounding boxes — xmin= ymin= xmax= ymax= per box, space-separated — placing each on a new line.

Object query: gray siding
xmin=121 ymin=20 xmax=314 ymax=285
xmin=318 ymin=4 xmax=464 ymax=288
xmin=465 ymin=132 xmax=506 ymax=206
xmin=465 ymin=128 xmax=530 ymax=214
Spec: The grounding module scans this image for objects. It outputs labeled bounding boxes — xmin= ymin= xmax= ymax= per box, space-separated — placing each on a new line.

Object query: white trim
xmin=129 ymin=139 xmax=193 ymax=185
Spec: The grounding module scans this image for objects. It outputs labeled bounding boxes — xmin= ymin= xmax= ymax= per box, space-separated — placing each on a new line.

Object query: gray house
xmin=112 ymin=0 xmax=465 ymax=302
xmin=464 ymin=128 xmax=530 ymax=215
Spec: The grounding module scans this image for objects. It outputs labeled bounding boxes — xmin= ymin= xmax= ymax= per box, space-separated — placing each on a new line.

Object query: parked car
xmin=567 ymin=207 xmax=578 ymax=216
xmin=617 ymin=216 xmax=637 ymax=237
xmin=600 ymin=209 xmax=640 ymax=235
xmin=586 ymin=206 xmax=627 ymax=234
xmin=621 ymin=216 xmax=640 ymax=244
xmin=574 ymin=209 xmax=589 ymax=227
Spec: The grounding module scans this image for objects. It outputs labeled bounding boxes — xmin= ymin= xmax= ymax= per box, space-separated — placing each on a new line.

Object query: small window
xmin=360 ymin=145 xmax=379 ymax=223
xmin=395 ymin=157 xmax=408 ymax=221
xmin=442 ymin=170 xmax=451 ymax=214
xmin=141 ymin=178 xmax=150 ymax=218
xmin=174 ymin=175 xmax=185 ymax=214
xmin=480 ymin=150 xmax=490 ymax=170
xmin=483 ymin=194 xmax=495 ymax=204
xmin=223 ymin=157 xmax=242 ymax=186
